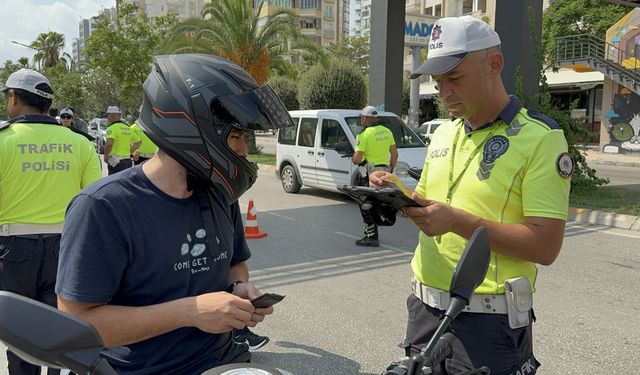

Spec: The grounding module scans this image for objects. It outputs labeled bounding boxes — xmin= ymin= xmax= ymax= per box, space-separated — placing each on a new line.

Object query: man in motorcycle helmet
xmin=55 ymin=54 xmax=293 ymax=374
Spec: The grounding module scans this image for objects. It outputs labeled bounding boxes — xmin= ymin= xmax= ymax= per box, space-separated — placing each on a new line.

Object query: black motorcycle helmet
xmin=138 ymin=54 xmax=293 ymax=203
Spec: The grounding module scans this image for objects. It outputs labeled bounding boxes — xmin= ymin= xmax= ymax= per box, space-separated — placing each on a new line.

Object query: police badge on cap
xmin=557 ymin=152 xmax=574 ymax=178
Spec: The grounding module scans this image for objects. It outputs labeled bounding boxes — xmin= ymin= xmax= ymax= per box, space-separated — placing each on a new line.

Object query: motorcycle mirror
xmin=448 ymin=227 xmax=490 ymax=310
xmin=0 ymin=292 xmax=108 ymax=374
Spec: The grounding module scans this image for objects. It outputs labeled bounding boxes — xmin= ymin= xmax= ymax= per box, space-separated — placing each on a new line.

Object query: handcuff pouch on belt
xmin=504 ymin=277 xmax=533 ymax=329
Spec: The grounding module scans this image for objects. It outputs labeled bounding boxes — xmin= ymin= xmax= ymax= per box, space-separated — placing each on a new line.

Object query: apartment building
xmin=74 ymin=9 xmax=114 ymax=64
xmin=350 ymin=0 xmax=362 ymax=36
xmin=256 ymin=0 xmax=349 ymax=47
xmin=132 ymin=0 xmax=205 ymax=21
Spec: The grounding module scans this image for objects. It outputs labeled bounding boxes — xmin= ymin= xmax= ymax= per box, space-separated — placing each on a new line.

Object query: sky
xmin=0 ymin=0 xmax=116 ymax=64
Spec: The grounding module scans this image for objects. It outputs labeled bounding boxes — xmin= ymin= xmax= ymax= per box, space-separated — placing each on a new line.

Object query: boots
xmin=356 ymin=224 xmax=379 ymax=247
xmin=356 ymin=236 xmax=380 ymax=247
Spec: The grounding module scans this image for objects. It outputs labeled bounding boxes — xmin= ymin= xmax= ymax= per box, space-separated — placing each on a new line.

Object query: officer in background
xmin=351 ymin=105 xmax=398 ymax=247
xmin=130 ymin=120 xmax=157 ymax=165
xmin=59 ymin=107 xmax=95 ymax=142
xmin=0 ymin=69 xmax=102 ymax=375
xmin=68 ymin=106 xmax=89 ymax=134
xmin=370 ymin=16 xmax=571 ymax=374
xmin=103 ymin=106 xmax=140 ymax=175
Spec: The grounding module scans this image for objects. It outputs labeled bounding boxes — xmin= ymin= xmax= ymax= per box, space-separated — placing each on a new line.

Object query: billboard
xmin=404 ymin=14 xmax=438 ymax=47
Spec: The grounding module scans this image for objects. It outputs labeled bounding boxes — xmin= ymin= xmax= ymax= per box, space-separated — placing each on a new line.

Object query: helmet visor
xmin=214 ymin=85 xmax=293 ymax=132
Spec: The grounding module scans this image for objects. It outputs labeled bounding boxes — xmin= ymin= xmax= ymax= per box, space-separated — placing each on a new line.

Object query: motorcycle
xmin=0 ymin=292 xmax=290 ymax=375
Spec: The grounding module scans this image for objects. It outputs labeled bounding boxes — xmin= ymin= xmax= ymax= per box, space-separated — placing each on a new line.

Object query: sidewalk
xmin=572 ymin=149 xmax=640 ymax=231
xmin=581 ymin=149 xmax=640 ymax=168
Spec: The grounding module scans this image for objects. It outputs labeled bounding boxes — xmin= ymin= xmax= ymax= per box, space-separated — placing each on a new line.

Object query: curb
xmin=587 ymin=159 xmax=640 ymax=168
xmin=257 ymin=164 xmax=276 ymax=174
xmin=568 ymin=207 xmax=640 ymax=231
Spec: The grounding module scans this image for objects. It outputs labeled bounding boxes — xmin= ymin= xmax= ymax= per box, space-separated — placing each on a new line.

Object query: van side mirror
xmin=335 ymin=142 xmax=354 ymax=156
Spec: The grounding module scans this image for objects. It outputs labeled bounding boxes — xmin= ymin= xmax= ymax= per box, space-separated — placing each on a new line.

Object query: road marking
xmin=566 ymin=222 xmax=640 ymax=239
xmin=250 ymin=249 xmax=412 ymax=288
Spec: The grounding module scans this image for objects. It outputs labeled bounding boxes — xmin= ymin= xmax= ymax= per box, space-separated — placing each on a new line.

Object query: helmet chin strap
xmin=192 ymin=179 xmax=221 ymax=257
xmin=186 ymin=171 xmax=199 ymax=193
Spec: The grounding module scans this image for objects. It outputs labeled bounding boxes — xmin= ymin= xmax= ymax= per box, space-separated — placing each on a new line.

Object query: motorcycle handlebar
xmin=381 ymin=332 xmax=455 ymax=375
xmin=422 ymin=332 xmax=455 ymax=369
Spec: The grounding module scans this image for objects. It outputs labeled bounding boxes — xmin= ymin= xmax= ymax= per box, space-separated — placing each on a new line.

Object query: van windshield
xmin=345 ymin=116 xmax=425 ymax=148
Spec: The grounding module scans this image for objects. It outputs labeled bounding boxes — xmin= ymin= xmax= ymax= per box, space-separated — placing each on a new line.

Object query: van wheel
xmin=281 ymin=165 xmax=301 ymax=193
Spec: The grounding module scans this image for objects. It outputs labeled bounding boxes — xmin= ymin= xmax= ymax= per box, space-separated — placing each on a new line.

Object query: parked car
xmin=276 ymin=109 xmax=427 ymax=194
xmin=88 ymin=118 xmax=108 ymax=153
xmin=415 ymin=118 xmax=450 ymax=143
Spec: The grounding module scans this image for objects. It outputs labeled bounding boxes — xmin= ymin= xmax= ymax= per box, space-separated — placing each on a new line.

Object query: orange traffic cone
xmin=244 ymin=199 xmax=268 ymax=239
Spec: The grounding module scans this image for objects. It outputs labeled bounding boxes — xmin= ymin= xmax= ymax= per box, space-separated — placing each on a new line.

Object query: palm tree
xmin=170 ymin=0 xmax=300 ymax=85
xmin=31 ymin=32 xmax=65 ymax=69
xmin=17 ymin=57 xmax=30 ymax=68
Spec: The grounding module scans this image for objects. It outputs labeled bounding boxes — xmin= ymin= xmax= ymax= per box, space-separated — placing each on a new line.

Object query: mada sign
xmin=405 ymin=14 xmax=437 ymax=47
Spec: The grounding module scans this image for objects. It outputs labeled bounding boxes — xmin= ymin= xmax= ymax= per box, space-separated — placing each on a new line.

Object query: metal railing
xmin=555 ymin=33 xmax=640 ymax=91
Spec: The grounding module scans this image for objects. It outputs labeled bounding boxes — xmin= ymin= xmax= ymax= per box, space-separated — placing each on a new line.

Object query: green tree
xmin=170 ymin=0 xmax=299 ymax=85
xmin=327 ymin=35 xmax=370 ymax=75
xmin=17 ymin=57 xmax=30 ymax=68
xmin=81 ymin=67 xmax=122 ymax=118
xmin=402 ymin=80 xmax=410 ymax=116
xmin=31 ymin=32 xmax=65 ymax=70
xmin=0 ymin=60 xmax=26 ymax=118
xmin=267 ymin=75 xmax=299 ymax=110
xmin=542 ymin=0 xmax=627 ymax=62
xmin=85 ymin=2 xmax=176 ymax=113
xmin=46 ymin=64 xmax=85 ymax=114
xmin=522 ymin=6 xmax=609 ymax=193
xmin=298 ymin=60 xmax=366 ymax=110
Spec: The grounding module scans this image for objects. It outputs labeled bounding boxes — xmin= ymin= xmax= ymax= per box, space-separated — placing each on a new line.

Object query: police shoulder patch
xmin=556 ymin=152 xmax=574 ymax=178
xmin=356 ymin=139 xmax=360 ymax=146
xmin=106 ymin=130 xmax=113 ymax=135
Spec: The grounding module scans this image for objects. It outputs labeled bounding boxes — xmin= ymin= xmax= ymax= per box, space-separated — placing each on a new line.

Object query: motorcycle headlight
xmin=393 ymin=161 xmax=410 ymax=177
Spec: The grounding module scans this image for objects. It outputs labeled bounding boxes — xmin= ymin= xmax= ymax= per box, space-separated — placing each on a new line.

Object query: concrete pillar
xmin=493 ymin=0 xmax=543 ymax=104
xmin=368 ymin=0 xmax=405 ymax=115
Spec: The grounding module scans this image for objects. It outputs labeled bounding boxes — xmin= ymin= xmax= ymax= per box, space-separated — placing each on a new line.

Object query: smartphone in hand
xmin=251 ymin=293 xmax=285 ymax=308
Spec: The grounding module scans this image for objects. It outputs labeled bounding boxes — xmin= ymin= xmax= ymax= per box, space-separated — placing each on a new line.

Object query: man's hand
xmin=132 ymin=151 xmax=140 ymax=161
xmin=368 ymin=171 xmax=394 ymax=187
xmin=193 ymin=292 xmax=256 ymax=333
xmin=103 ymin=154 xmax=109 ymax=163
xmin=231 ymin=282 xmax=275 ymax=327
xmin=403 ymin=194 xmax=462 ymax=236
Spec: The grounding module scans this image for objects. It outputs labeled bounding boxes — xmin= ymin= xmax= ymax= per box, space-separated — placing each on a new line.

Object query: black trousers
xmin=107 ymin=158 xmax=133 ymax=175
xmin=133 ymin=156 xmax=150 ymax=166
xmin=358 ymin=165 xmax=390 ymax=238
xmin=0 ymin=235 xmax=61 ymax=375
xmin=357 ymin=172 xmax=378 ymax=237
xmin=401 ymin=294 xmax=539 ymax=375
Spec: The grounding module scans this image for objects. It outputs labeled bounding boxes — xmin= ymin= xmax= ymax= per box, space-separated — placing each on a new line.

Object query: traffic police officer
xmin=351 ymin=105 xmax=398 ymax=247
xmin=103 ymin=106 xmax=141 ymax=174
xmin=370 ymin=16 xmax=572 ymax=374
xmin=130 ymin=120 xmax=157 ymax=165
xmin=0 ymin=69 xmax=102 ymax=375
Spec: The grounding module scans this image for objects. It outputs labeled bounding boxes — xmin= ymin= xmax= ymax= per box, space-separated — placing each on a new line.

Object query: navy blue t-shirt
xmin=56 ymin=165 xmax=251 ymax=374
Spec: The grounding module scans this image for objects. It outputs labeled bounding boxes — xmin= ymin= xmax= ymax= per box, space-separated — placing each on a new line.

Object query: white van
xmin=276 ymin=109 xmax=427 ymax=194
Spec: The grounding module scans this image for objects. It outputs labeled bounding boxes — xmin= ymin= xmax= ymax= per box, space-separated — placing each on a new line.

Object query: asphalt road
xmin=3 ymin=168 xmax=637 ymax=374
